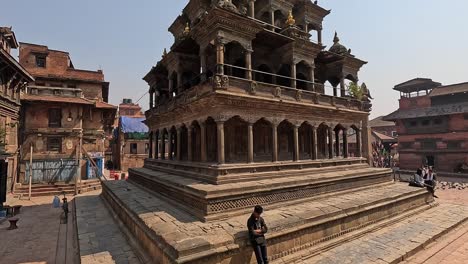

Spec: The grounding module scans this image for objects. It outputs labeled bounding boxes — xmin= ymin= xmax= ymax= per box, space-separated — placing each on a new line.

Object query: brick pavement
xmin=402 ymin=189 xmax=468 ymax=264
xmin=75 ymin=190 xmax=141 ymax=264
xmin=300 ymin=203 xmax=468 ymax=264
xmin=0 ymin=194 xmax=67 ymax=264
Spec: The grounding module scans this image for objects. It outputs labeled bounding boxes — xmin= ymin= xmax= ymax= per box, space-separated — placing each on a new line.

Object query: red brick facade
xmin=385 ymin=79 xmax=468 ymax=173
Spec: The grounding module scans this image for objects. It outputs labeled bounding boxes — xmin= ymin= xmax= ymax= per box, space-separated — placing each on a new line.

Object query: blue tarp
xmin=120 ymin=116 xmax=149 ymax=133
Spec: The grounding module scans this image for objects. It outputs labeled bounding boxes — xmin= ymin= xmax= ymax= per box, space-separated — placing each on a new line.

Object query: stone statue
xmin=361 ymin=82 xmax=373 ymax=112
xmin=217 ymin=0 xmax=239 ymax=14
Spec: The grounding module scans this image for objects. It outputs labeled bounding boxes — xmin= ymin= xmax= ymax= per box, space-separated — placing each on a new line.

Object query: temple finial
xmin=286 ymin=10 xmax=296 ymax=26
xmin=162 ymin=48 xmax=167 ymax=58
xmin=183 ymin=23 xmax=190 ymax=36
xmin=333 ymin=31 xmax=340 ymax=44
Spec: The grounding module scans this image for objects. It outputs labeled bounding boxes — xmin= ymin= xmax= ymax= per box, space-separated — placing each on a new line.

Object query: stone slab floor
xmin=2 ymin=187 xmax=468 ymax=264
xmin=0 ymin=193 xmax=77 ymax=264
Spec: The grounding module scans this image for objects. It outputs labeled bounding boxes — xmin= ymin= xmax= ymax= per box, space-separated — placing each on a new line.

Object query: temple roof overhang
xmin=383 ymin=102 xmax=468 ymax=121
xmin=393 ymin=78 xmax=442 ymax=93
xmin=0 ymin=48 xmax=35 ymax=82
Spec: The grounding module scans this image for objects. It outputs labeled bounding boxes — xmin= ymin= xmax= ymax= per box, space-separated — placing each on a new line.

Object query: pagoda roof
xmin=393 ymin=78 xmax=441 ymax=93
xmin=383 ymin=102 xmax=468 ymax=121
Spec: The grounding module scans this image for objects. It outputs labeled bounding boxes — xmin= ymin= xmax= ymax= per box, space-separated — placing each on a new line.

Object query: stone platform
xmin=129 ymin=164 xmax=392 ymax=221
xmin=101 ymin=177 xmax=448 ymax=263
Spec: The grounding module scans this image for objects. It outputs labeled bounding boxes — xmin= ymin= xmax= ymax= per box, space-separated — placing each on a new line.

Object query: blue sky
xmin=2 ymin=0 xmax=467 ymax=118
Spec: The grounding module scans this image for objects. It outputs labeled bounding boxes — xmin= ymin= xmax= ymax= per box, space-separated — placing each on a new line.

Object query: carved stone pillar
xmin=161 ymin=131 xmax=166 ymax=160
xmin=248 ymin=122 xmax=254 ymax=163
xmin=200 ymin=49 xmax=207 ymax=81
xmin=246 ymin=50 xmax=253 ymax=81
xmin=291 ymin=63 xmax=297 ymax=89
xmin=216 ymin=39 xmax=225 ymax=75
xmin=248 ymin=0 xmax=255 ymax=18
xmin=216 ymin=121 xmax=225 ymax=164
xmin=293 ymin=125 xmax=299 ymax=161
xmin=272 ymin=123 xmax=278 ymax=162
xmin=310 ymin=66 xmax=315 ymax=92
xmin=356 ymin=129 xmax=362 ymax=158
xmin=335 ymin=130 xmax=340 ymax=157
xmin=328 ymin=127 xmax=334 ymax=159
xmin=312 ymin=126 xmax=318 ymax=160
xmin=340 ymin=77 xmax=346 ymax=97
xmin=168 ymin=131 xmax=173 ymax=160
xmin=200 ymin=122 xmax=207 ymax=162
xmin=149 ymin=131 xmax=153 ymax=159
xmin=362 ymin=118 xmax=372 ymax=165
xmin=270 ymin=10 xmax=275 ymax=27
xmin=154 ymin=131 xmax=159 ymax=159
xmin=187 ymin=126 xmax=193 ymax=162
xmin=343 ymin=128 xmax=349 ymax=158
xmin=176 ymin=128 xmax=182 ymax=161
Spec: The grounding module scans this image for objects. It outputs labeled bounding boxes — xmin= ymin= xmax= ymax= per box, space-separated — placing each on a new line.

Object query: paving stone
xmin=75 ymin=192 xmax=141 ymax=264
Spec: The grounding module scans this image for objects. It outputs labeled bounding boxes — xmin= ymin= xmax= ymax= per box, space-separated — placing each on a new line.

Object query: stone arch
xmin=191 ymin=121 xmax=202 ymax=162
xmin=274 ymin=10 xmax=286 ymax=31
xmin=254 ymin=0 xmax=270 ymax=22
xmin=179 ymin=124 xmax=189 ymax=161
xmin=276 ymin=64 xmax=291 ymax=87
xmin=169 ymin=126 xmax=177 ymax=160
xmin=253 ymin=118 xmax=273 ymax=162
xmin=205 ymin=117 xmax=218 ymax=162
xmin=296 ymin=61 xmax=311 ymax=90
xmin=334 ymin=124 xmax=347 ymax=158
xmin=161 ymin=128 xmax=169 ymax=160
xmin=224 ymin=41 xmax=246 ymax=78
xmin=225 ymin=116 xmax=248 ymax=163
xmin=203 ymin=44 xmax=217 ymax=80
xmin=316 ymin=123 xmax=329 ymax=159
xmin=278 ymin=120 xmax=294 ymax=161
xmin=299 ymin=122 xmax=313 ymax=160
xmin=255 ymin=64 xmax=274 ymax=84
xmin=348 ymin=124 xmax=361 ymax=158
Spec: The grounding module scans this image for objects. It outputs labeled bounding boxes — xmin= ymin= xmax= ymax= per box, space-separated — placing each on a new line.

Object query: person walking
xmin=247 ymin=205 xmax=268 ymax=264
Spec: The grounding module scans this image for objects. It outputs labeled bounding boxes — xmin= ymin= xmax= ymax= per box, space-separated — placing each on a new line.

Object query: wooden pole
xmin=28 ymin=144 xmax=33 ymax=200
xmin=74 ymin=144 xmax=79 ymax=195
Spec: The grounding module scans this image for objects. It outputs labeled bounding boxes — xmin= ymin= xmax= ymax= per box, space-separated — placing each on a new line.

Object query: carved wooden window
xmin=130 ymin=143 xmax=137 ymax=154
xmin=47 ymin=137 xmax=62 ymax=152
xmin=48 ymin=108 xmax=62 ymax=128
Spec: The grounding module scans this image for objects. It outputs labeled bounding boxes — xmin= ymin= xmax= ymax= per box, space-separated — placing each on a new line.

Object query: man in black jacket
xmin=247 ymin=205 xmax=268 ymax=264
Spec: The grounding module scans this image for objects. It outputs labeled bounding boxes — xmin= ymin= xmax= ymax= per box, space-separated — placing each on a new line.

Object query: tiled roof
xmin=22 ymin=94 xmax=94 ymax=105
xmin=429 ymin=82 xmax=468 ymax=97
xmin=95 ymin=101 xmax=117 ymax=109
xmin=369 ymin=116 xmax=395 ymax=128
xmin=372 ymin=131 xmax=396 ymax=142
xmin=383 ymin=102 xmax=468 ymax=120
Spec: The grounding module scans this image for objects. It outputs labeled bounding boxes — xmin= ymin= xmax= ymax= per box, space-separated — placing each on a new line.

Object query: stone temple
xmin=101 ymin=1 xmax=468 ymax=263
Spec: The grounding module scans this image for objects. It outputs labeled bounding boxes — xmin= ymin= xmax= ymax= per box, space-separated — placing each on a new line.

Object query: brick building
xmin=369 ymin=116 xmax=397 ymax=138
xmin=112 ymin=99 xmax=149 ymax=172
xmin=17 ymin=43 xmax=117 ymax=186
xmin=0 ymin=27 xmax=34 ymax=203
xmin=384 ymin=78 xmax=468 ymax=173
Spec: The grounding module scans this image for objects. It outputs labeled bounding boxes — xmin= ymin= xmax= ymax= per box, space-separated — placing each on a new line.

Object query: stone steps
xmin=275 ymin=203 xmax=468 ymax=264
xmin=129 ymin=166 xmax=392 ymax=221
xmin=143 ymin=158 xmax=368 ymax=184
xmin=15 ymin=180 xmax=102 ymax=197
xmin=100 ymin=180 xmax=435 ymax=264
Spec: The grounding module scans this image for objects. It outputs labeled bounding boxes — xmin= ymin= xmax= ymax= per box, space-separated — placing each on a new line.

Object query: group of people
xmin=411 ymin=165 xmax=437 ymax=197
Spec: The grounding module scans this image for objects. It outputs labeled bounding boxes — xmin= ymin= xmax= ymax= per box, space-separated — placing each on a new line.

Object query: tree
xmin=348 ymin=82 xmax=364 ymax=100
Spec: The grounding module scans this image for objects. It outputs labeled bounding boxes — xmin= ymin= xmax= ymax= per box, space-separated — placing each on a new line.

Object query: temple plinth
xmin=97 ymin=2 xmax=462 ymax=264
